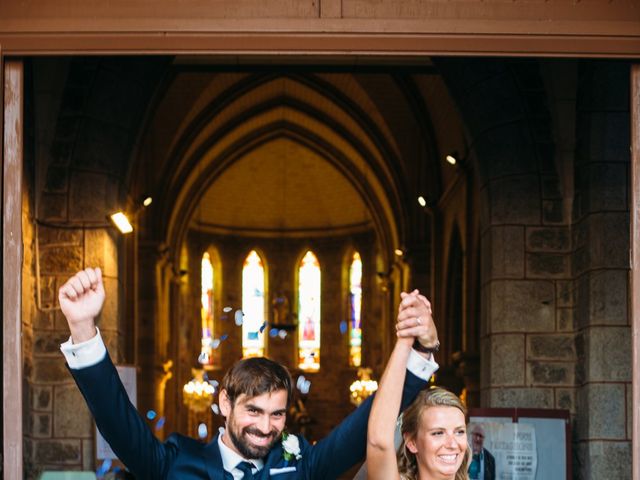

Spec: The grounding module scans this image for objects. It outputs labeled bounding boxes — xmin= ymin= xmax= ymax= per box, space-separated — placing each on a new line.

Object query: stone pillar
xmin=573 ymin=61 xmax=632 ymax=479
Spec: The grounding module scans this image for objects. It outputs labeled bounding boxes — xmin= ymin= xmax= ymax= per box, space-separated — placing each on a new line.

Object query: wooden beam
xmin=3 ymin=58 xmax=23 ymax=479
xmin=631 ymin=63 xmax=640 ymax=480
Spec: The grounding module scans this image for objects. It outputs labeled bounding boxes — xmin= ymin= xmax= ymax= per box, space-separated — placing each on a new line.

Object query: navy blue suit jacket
xmin=71 ymin=354 xmax=427 ymax=479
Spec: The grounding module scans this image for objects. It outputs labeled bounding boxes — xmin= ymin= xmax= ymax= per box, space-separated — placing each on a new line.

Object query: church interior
xmin=10 ymin=56 xmax=634 ymax=478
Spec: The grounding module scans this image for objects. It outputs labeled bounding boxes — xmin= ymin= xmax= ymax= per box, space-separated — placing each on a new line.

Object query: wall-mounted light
xmin=445 ymin=153 xmax=458 ymax=165
xmin=143 ymin=196 xmax=153 ymax=207
xmin=110 ymin=212 xmax=133 ymax=234
xmin=417 ymin=196 xmax=427 ymax=207
xmin=394 ymin=248 xmax=404 ymax=257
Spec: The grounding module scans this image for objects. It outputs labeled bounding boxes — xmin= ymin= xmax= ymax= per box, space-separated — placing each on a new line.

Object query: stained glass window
xmin=298 ymin=251 xmax=321 ymax=371
xmin=199 ymin=252 xmax=215 ymax=366
xmin=349 ymin=252 xmax=363 ymax=367
xmin=242 ymin=250 xmax=266 ymax=358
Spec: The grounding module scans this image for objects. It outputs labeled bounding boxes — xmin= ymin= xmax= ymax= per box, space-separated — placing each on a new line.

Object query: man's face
xmin=471 ymin=427 xmax=485 ymax=454
xmin=220 ymin=389 xmax=288 ymax=459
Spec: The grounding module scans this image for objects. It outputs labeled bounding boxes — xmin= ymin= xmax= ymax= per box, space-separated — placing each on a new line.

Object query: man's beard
xmin=227 ymin=418 xmax=281 ymax=459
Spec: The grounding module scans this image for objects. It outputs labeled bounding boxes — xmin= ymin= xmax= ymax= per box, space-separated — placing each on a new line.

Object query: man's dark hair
xmin=221 ymin=357 xmax=293 ymax=406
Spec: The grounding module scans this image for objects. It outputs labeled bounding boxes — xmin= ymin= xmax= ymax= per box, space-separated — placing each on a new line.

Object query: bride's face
xmin=405 ymin=406 xmax=467 ymax=479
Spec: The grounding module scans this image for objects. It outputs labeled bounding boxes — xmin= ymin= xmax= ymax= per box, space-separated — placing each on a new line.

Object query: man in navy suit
xmin=59 ymin=267 xmax=439 ymax=479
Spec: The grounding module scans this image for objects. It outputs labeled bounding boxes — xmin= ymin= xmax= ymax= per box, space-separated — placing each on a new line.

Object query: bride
xmin=366 ymin=292 xmax=470 ymax=480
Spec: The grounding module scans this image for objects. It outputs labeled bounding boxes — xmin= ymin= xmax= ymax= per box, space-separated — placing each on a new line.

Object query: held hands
xmin=396 ymin=289 xmax=439 ymax=352
xmin=58 ymin=267 xmax=105 ymax=343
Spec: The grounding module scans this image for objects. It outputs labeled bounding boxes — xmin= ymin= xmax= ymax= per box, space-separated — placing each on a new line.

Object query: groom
xmin=59 ymin=267 xmax=440 ymax=479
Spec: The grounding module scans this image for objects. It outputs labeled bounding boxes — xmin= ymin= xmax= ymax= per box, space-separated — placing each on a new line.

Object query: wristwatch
xmin=413 ymin=338 xmax=440 ymax=354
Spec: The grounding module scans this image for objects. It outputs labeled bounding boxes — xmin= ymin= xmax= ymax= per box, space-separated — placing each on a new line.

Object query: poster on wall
xmin=469 ymin=409 xmax=570 ymax=480
xmin=468 ymin=421 xmax=537 ymax=479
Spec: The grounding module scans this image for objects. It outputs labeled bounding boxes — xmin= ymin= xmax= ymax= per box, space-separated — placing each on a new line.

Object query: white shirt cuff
xmin=60 ymin=327 xmax=107 ymax=369
xmin=407 ymin=348 xmax=439 ymax=381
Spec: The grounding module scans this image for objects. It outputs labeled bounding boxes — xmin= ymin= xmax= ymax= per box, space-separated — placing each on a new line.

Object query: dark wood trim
xmin=631 ymin=63 xmax=640 ymax=480
xmin=2 ymin=58 xmax=23 ymax=480
xmin=0 ymin=32 xmax=638 ymax=58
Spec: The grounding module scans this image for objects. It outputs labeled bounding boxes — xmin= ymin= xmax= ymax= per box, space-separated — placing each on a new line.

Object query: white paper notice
xmin=470 ymin=422 xmax=537 ymax=480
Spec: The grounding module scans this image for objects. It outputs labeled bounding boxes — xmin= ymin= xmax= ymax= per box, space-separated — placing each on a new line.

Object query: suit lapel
xmin=204 ymin=433 xmax=231 ymax=480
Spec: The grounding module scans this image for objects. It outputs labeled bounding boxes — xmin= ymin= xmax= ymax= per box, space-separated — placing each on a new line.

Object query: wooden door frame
xmin=0 ymin=21 xmax=638 ymax=477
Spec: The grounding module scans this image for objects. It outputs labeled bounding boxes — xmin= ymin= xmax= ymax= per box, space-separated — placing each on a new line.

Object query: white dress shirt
xmin=217 ymin=429 xmax=264 ymax=479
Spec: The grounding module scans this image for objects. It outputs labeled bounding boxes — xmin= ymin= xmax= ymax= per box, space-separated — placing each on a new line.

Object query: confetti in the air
xmin=300 ymin=379 xmax=311 ymax=395
xmin=155 ymin=417 xmax=166 ymax=430
xmin=296 ymin=375 xmax=306 ymax=391
xmin=146 ymin=410 xmax=157 ymax=421
xmin=220 ymin=334 xmax=228 ymax=341
xmin=96 ymin=458 xmax=112 ymax=477
xmin=197 ymin=423 xmax=208 ymax=439
xmin=223 ymin=306 xmax=233 ymax=313
xmin=211 ymin=403 xmax=220 ymax=415
xmin=234 ymin=310 xmax=244 ymax=326
xmin=339 ymin=320 xmax=348 ymax=335
xmin=278 ymin=329 xmax=287 ymax=339
xmin=212 ymin=339 xmax=221 ymax=349
xmin=269 ymin=328 xmax=279 ymax=338
xmin=259 ymin=322 xmax=267 ymax=333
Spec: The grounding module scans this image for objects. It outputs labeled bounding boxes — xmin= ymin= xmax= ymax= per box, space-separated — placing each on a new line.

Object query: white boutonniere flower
xmin=282 ymin=432 xmax=302 ymax=462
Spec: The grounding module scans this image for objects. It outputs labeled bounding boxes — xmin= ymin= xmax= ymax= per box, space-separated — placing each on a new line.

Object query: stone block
xmin=526 ymin=227 xmax=570 ymax=252
xmin=556 ymin=280 xmax=574 ymax=308
xmin=586 ymin=213 xmax=629 ymax=271
xmin=30 ymin=413 xmax=52 ymax=438
xmin=473 ymin=124 xmax=537 ymax=180
xmin=556 ymin=387 xmax=576 ymax=413
xmin=68 ymin=171 xmax=117 ymax=222
xmin=489 ymin=280 xmax=555 ymax=333
xmin=96 ymin=276 xmax=119 ymax=331
xmin=34 ymin=439 xmax=81 ymax=464
xmin=74 ymin=120 xmax=131 ymax=173
xmin=37 ymin=226 xmax=83 ymax=246
xmin=488 ymin=387 xmax=553 ymax=408
xmin=541 ymin=175 xmax=562 ymax=199
xmin=488 ymin=175 xmax=541 ymax=225
xmin=33 ymin=358 xmax=73 ymax=384
xmin=82 ymin=439 xmax=94 ymax=471
xmin=39 ymin=193 xmax=67 ymax=220
xmin=31 ymin=385 xmax=53 ymax=411
xmin=526 ymin=252 xmax=569 ymax=278
xmin=54 ymin=384 xmax=93 ymax=437
xmin=583 ymin=326 xmax=631 ymax=382
xmin=526 ymin=361 xmax=574 ymax=385
xmin=484 ymin=226 xmax=524 ymax=279
xmin=34 ymin=331 xmax=71 ymax=356
xmin=576 ymin=270 xmax=627 ymax=327
xmin=576 ymin=383 xmax=626 ymax=440
xmin=557 ymin=308 xmax=575 ymax=331
xmin=84 ymin=228 xmax=119 ymax=277
xmin=577 ymin=441 xmax=631 ymax=480
xmin=527 ymin=334 xmax=576 ymax=360
xmin=34 ymin=310 xmax=55 ymax=330
xmin=489 ymin=334 xmax=525 ymax=385
xmin=583 ymin=162 xmax=628 ymax=212
xmin=542 ymin=199 xmax=564 ymax=224
xmin=39 ymin=245 xmax=83 ymax=275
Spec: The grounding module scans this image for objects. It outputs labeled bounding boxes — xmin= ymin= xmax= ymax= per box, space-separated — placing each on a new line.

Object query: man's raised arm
xmin=58 ymin=267 xmax=104 ymax=344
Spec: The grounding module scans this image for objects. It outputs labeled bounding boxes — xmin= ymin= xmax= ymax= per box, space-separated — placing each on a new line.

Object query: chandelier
xmin=349 ymin=367 xmax=378 ymax=406
xmin=183 ymin=368 xmax=215 ymax=413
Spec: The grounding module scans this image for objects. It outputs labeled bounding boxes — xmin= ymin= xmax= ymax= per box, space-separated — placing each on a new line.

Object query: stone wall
xmin=573 ymin=61 xmax=631 ymax=479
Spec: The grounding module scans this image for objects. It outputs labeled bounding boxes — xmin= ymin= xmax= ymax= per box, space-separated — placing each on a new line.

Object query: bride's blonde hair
xmin=397 ymin=387 xmax=470 ymax=480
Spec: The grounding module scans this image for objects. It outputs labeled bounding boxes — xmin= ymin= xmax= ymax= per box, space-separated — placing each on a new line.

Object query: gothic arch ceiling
xmin=131 ymin=62 xmax=468 ymax=260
